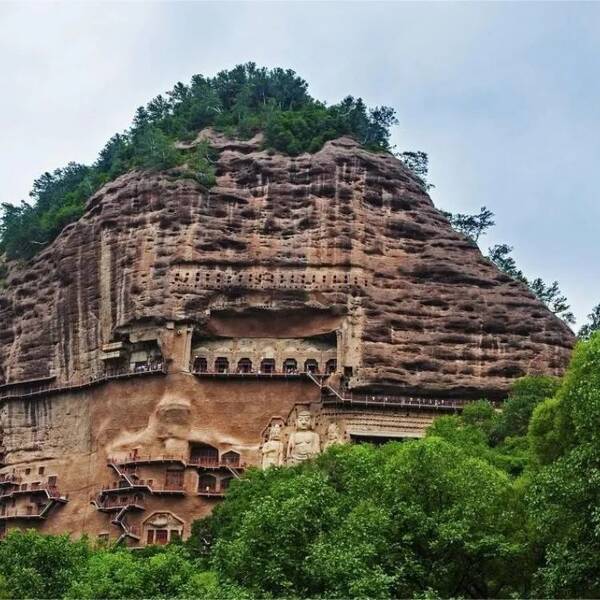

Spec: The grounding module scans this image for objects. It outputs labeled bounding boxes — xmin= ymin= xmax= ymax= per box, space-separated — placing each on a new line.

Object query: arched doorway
xmin=215 ymin=357 xmax=229 ymax=373
xmin=221 ymin=451 xmax=241 ymax=467
xmin=304 ymin=359 xmax=319 ymax=374
xmin=283 ymin=358 xmax=298 ymax=374
xmin=193 ymin=356 xmax=207 ymax=373
xmin=189 ymin=443 xmax=219 ymax=467
xmin=237 ymin=358 xmax=253 ymax=373
xmin=260 ymin=358 xmax=276 ymax=374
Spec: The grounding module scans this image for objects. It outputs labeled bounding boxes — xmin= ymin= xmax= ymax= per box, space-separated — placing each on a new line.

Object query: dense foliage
xmin=578 ymin=303 xmax=600 ymax=339
xmin=2 ymin=336 xmax=599 ymax=599
xmin=0 ymin=63 xmax=396 ymax=261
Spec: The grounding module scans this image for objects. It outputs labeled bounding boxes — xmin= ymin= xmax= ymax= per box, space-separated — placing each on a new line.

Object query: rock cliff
xmin=0 ymin=132 xmax=574 ymax=397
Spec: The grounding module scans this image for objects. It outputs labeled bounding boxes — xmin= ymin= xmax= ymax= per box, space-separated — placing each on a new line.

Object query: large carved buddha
xmin=286 ymin=410 xmax=320 ymax=465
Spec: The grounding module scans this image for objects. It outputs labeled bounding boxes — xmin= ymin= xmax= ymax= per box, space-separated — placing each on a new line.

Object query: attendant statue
xmin=323 ymin=422 xmax=344 ymax=450
xmin=261 ymin=423 xmax=284 ymax=469
xmin=286 ymin=410 xmax=320 ymax=465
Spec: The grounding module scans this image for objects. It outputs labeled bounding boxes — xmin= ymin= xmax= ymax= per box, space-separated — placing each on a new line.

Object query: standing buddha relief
xmin=260 ymin=408 xmax=347 ymax=469
xmin=286 ymin=409 xmax=321 ymax=465
xmin=261 ymin=422 xmax=284 ymax=469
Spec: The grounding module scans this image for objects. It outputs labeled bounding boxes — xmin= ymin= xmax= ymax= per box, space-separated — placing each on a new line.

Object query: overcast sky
xmin=1 ymin=1 xmax=598 ymax=329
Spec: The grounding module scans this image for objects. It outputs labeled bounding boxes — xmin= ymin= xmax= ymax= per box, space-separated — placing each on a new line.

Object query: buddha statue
xmin=261 ymin=423 xmax=284 ymax=469
xmin=323 ymin=422 xmax=344 ymax=450
xmin=286 ymin=409 xmax=320 ymax=465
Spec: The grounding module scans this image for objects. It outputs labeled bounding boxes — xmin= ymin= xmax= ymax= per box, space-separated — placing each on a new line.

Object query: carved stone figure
xmin=323 ymin=422 xmax=344 ymax=450
xmin=106 ymin=389 xmax=193 ymax=459
xmin=261 ymin=423 xmax=284 ymax=469
xmin=286 ymin=410 xmax=320 ymax=465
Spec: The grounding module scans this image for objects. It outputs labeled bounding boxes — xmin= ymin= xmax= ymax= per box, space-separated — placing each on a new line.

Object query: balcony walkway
xmin=0 ymin=364 xmax=167 ymax=401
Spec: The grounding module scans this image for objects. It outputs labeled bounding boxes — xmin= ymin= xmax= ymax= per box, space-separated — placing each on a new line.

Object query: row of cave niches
xmin=0 ymin=467 xmax=68 ymax=537
xmin=91 ymin=444 xmax=244 ymax=545
xmin=171 ymin=267 xmax=371 ymax=293
xmin=191 ymin=356 xmax=337 ymax=375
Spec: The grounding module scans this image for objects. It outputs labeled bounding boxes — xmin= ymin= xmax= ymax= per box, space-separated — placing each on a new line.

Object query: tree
xmin=206 ymin=440 xmax=528 ymax=598
xmin=487 ymin=244 xmax=527 ymax=283
xmin=441 ymin=206 xmax=495 ymax=243
xmin=131 ymin=126 xmax=180 ymax=171
xmin=578 ymin=303 xmax=600 ymax=340
xmin=527 ymin=333 xmax=600 ymax=597
xmin=490 ymin=376 xmax=560 ymax=445
xmin=0 ymin=530 xmax=89 ymax=599
xmin=487 ymin=245 xmax=575 ymax=324
xmin=529 ymin=278 xmax=575 ymax=324
xmin=399 ymin=151 xmax=434 ymax=190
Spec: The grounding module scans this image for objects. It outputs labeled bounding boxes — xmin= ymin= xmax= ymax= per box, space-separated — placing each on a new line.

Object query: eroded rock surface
xmin=0 ymin=134 xmax=573 ymax=396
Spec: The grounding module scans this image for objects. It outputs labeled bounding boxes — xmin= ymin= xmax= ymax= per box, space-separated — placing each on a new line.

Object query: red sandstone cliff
xmin=0 ymin=133 xmax=574 ymax=398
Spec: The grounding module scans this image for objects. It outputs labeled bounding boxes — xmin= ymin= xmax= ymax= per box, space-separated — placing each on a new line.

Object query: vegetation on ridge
xmin=2 ymin=333 xmax=600 ymax=598
xmin=0 ymin=63 xmax=397 ymax=261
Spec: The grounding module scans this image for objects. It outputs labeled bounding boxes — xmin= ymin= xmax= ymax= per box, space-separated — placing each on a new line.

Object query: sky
xmin=0 ymin=1 xmax=598 ymax=329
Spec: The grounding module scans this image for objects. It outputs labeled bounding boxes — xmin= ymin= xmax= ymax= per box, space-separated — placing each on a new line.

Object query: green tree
xmin=578 ymin=303 xmax=600 ymax=340
xmin=441 ymin=206 xmax=495 ymax=243
xmin=527 ymin=333 xmax=600 ymax=597
xmin=487 ymin=244 xmax=528 ymax=284
xmin=205 ymin=440 xmax=528 ymax=598
xmin=0 ymin=530 xmax=89 ymax=599
xmin=491 ymin=376 xmax=561 ymax=445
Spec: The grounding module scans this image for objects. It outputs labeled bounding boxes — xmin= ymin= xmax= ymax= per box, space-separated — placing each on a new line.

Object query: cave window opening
xmin=215 ymin=357 xmax=229 ymax=373
xmin=130 ymin=340 xmax=163 ymax=373
xmin=155 ymin=529 xmax=168 ymax=545
xmin=260 ymin=359 xmax=276 ymax=374
xmin=165 ymin=468 xmax=184 ymax=490
xmin=221 ymin=476 xmax=234 ymax=491
xmin=283 ymin=358 xmax=298 ymax=374
xmin=304 ymin=359 xmax=319 ymax=374
xmin=198 ymin=474 xmax=217 ymax=493
xmin=344 ymin=366 xmax=354 ymax=377
xmin=325 ymin=359 xmax=337 ymax=374
xmin=221 ymin=451 xmax=241 ymax=467
xmin=237 ymin=358 xmax=253 ymax=373
xmin=189 ymin=443 xmax=219 ymax=467
xmin=193 ymin=357 xmax=207 ymax=373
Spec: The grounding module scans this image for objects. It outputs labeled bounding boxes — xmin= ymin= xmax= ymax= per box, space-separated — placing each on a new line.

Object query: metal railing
xmin=0 ymin=362 xmax=167 ymax=401
xmin=106 ymin=454 xmax=244 ymax=470
xmin=322 ymin=392 xmax=467 ymax=411
xmin=190 ymin=367 xmax=306 ymax=378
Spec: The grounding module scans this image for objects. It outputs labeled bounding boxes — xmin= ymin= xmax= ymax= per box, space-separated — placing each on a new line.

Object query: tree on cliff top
xmin=0 ymin=63 xmax=398 ymax=262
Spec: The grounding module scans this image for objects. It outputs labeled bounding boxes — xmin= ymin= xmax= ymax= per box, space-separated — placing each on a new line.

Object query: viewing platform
xmin=98 ymin=480 xmax=186 ymax=497
xmin=321 ymin=391 xmax=467 ymax=412
xmin=0 ymin=363 xmax=167 ymax=401
xmin=189 ymin=369 xmax=307 ymax=380
xmin=94 ymin=497 xmax=146 ymax=513
xmin=107 ymin=454 xmax=246 ymax=472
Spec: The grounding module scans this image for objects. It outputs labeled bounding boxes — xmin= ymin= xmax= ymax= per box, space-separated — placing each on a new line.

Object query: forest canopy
xmin=0 ymin=63 xmax=397 ymax=261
